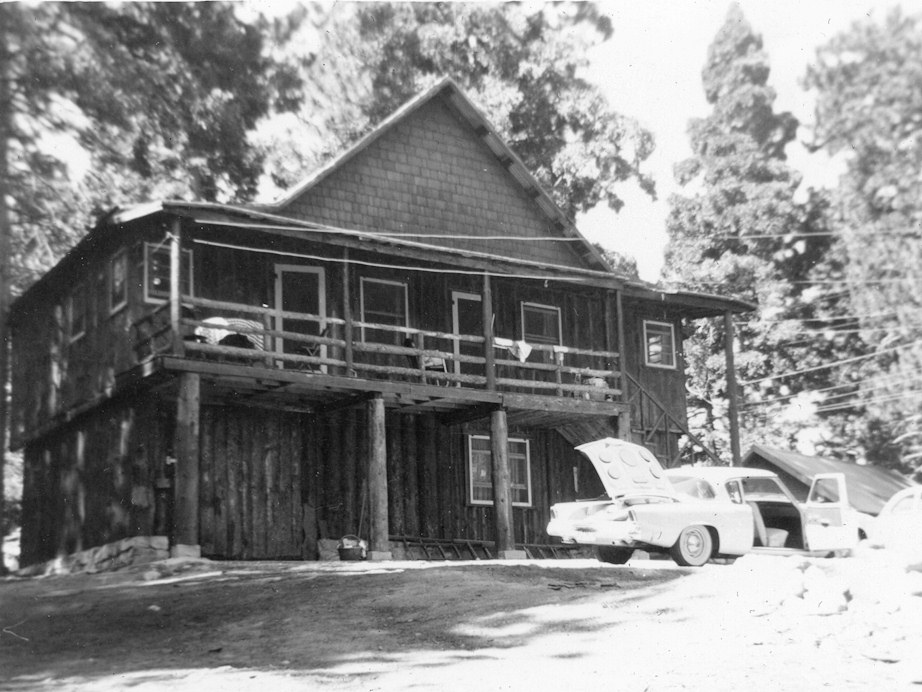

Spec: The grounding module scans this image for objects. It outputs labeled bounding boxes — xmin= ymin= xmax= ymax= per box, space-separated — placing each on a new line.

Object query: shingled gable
xmin=269 ymin=77 xmax=609 ymax=272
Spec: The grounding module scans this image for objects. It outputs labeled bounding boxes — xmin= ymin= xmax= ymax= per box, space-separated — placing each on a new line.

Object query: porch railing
xmin=131 ymin=296 xmax=622 ymax=399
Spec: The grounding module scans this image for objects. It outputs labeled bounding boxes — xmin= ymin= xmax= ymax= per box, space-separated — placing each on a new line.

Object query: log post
xmin=172 ymin=372 xmax=201 ymax=557
xmin=490 ymin=408 xmax=523 ymax=558
xmin=724 ymin=311 xmax=742 ymax=466
xmin=366 ymin=394 xmax=391 ymax=560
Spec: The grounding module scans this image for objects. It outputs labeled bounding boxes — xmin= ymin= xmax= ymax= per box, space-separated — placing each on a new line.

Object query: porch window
xmin=643 ymin=320 xmax=676 ymax=369
xmin=109 ymin=249 xmax=128 ymax=314
xmin=521 ymin=302 xmax=561 ymax=345
xmin=144 ymin=242 xmax=193 ymax=303
xmin=67 ymin=283 xmax=87 ymax=343
xmin=360 ymin=277 xmax=408 ymax=344
xmin=468 ymin=435 xmax=532 ymax=507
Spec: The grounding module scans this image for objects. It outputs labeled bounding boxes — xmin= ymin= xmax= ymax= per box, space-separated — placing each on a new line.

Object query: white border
xmin=274 ymin=264 xmax=327 ymax=368
xmin=643 ymin=320 xmax=677 ymax=369
xmin=467 ymin=434 xmax=532 ymax=508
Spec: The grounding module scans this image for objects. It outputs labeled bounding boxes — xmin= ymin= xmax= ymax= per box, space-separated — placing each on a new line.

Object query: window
xmin=144 ymin=242 xmax=193 ymax=303
xmin=360 ymin=278 xmax=407 ymax=344
xmin=643 ymin=320 xmax=676 ymax=369
xmin=521 ymin=303 xmax=561 ymax=345
xmin=67 ymin=283 xmax=87 ymax=343
xmin=109 ymin=249 xmax=128 ymax=314
xmin=468 ymin=435 xmax=532 ymax=507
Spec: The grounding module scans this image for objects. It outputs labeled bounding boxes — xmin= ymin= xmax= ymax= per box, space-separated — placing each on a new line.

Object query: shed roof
xmin=742 ymin=444 xmax=913 ymax=515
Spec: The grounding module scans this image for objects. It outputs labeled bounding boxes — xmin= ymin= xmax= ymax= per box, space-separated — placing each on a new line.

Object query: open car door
xmin=803 ymin=473 xmax=857 ymax=552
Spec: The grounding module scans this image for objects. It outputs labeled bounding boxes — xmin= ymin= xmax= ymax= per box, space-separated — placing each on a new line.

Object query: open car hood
xmin=576 ymin=438 xmax=678 ymax=501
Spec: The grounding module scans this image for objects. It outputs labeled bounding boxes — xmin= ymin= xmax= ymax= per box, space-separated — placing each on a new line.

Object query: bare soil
xmin=1 ymin=549 xmax=921 ymax=691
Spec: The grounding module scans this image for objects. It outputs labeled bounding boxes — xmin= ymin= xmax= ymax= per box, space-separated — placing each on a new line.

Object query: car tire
xmin=670 ymin=525 xmax=713 ymax=567
xmin=597 ymin=546 xmax=634 ymax=564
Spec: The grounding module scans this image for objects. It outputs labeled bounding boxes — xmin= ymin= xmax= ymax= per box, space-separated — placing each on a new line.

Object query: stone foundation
xmin=16 ymin=536 xmax=170 ymax=577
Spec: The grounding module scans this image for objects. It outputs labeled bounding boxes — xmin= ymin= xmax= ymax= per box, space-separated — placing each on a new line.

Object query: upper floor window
xmin=521 ymin=302 xmax=561 ymax=345
xmin=360 ymin=278 xmax=407 ymax=344
xmin=144 ymin=242 xmax=193 ymax=303
xmin=109 ymin=249 xmax=128 ymax=314
xmin=643 ymin=320 xmax=676 ymax=369
xmin=468 ymin=435 xmax=532 ymax=507
xmin=67 ymin=283 xmax=87 ymax=343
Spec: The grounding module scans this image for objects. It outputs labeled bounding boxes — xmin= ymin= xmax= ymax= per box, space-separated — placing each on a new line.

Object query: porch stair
xmin=623 ymin=372 xmax=723 ymax=466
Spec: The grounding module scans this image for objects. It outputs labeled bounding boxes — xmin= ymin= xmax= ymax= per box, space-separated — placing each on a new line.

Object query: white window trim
xmin=520 ymin=301 xmax=562 ymax=345
xmin=359 ymin=277 xmax=408 ymax=342
xmin=144 ymin=242 xmax=194 ymax=304
xmin=67 ymin=283 xmax=87 ymax=344
xmin=643 ymin=319 xmax=677 ymax=370
xmin=109 ymin=249 xmax=128 ymax=315
xmin=467 ymin=435 xmax=532 ymax=508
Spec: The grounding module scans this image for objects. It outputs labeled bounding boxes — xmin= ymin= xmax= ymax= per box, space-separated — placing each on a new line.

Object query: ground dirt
xmin=1 ymin=546 xmax=921 ymax=691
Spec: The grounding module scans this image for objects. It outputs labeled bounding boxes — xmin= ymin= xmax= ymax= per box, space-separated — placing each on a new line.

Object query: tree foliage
xmin=263 ymin=2 xmax=656 ymax=220
xmin=804 ymin=8 xmax=922 ymax=476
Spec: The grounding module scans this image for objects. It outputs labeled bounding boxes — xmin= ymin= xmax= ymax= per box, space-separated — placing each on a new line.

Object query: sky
xmin=577 ymin=0 xmax=922 ymax=280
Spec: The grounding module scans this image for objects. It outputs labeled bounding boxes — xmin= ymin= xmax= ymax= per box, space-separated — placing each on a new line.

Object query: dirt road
xmin=1 ymin=549 xmax=920 ymax=691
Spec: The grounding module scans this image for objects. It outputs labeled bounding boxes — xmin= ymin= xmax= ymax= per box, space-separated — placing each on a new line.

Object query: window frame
xmin=144 ymin=242 xmax=194 ymax=304
xmin=520 ymin=302 xmax=562 ymax=346
xmin=359 ymin=277 xmax=409 ymax=343
xmin=67 ymin=282 xmax=87 ymax=344
xmin=643 ymin=320 xmax=677 ymax=370
xmin=109 ymin=249 xmax=128 ymax=315
xmin=467 ymin=434 xmax=532 ymax=508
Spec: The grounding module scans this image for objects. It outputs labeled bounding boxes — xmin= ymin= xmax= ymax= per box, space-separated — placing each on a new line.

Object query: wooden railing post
xmin=482 ymin=273 xmax=496 ymax=390
xmin=169 ymin=218 xmax=184 ymax=357
xmin=342 ymin=250 xmax=354 ymax=376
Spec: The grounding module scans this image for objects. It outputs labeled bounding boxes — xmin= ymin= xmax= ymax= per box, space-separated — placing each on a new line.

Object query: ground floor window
xmin=468 ymin=435 xmax=532 ymax=507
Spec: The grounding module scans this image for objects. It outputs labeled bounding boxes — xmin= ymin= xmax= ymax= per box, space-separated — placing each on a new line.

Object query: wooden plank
xmin=402 ymin=414 xmax=419 ymax=536
xmin=342 ymin=408 xmax=357 ymax=534
xmin=386 ymin=411 xmax=404 ymax=536
xmin=419 ymin=414 xmax=437 ymax=537
xmin=199 ymin=407 xmax=215 ymax=555
xmin=227 ymin=409 xmax=241 ymax=558
xmin=211 ymin=408 xmax=227 ymax=557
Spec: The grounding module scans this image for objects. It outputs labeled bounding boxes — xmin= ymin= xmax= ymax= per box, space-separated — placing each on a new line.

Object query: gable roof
xmin=743 ymin=444 xmax=913 ymax=515
xmin=268 ymin=76 xmax=610 ymax=272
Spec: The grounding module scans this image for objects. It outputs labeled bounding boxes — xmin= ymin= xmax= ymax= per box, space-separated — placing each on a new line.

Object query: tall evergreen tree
xmin=661 ymin=4 xmax=811 ymax=460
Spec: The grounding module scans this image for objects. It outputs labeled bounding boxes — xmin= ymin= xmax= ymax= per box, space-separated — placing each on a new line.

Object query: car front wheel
xmin=597 ymin=546 xmax=634 ymax=564
xmin=670 ymin=525 xmax=713 ymax=567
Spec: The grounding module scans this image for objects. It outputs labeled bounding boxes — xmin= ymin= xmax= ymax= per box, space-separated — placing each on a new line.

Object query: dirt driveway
xmin=2 ymin=550 xmax=921 ymax=691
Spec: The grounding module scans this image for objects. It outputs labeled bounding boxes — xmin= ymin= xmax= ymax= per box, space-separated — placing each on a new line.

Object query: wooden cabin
xmin=10 ymin=79 xmax=753 ymax=566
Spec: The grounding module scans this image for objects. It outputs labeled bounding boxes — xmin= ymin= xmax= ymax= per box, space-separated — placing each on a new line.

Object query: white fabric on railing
xmin=195 ymin=317 xmax=265 ymax=350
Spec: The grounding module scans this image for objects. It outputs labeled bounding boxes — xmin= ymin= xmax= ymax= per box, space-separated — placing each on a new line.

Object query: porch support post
xmin=169 ymin=218 xmax=185 ymax=356
xmin=724 ymin=311 xmax=742 ymax=466
xmin=482 ymin=273 xmax=496 ymax=391
xmin=172 ymin=372 xmax=201 ymax=557
xmin=366 ymin=394 xmax=392 ymax=560
xmin=615 ymin=290 xmax=632 ymax=442
xmin=490 ymin=408 xmax=523 ymax=559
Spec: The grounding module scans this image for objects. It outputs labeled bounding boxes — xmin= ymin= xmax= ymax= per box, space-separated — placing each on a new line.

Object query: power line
xmin=739 ymin=341 xmax=921 ymax=386
xmin=743 ymin=368 xmax=922 ymax=408
xmin=814 ymin=388 xmax=922 ymax=414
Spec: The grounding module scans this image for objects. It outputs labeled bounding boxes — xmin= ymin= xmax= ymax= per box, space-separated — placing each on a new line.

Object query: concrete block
xmin=367 ymin=551 xmax=393 ymax=562
xmin=497 ymin=550 xmax=528 ymax=560
xmin=170 ymin=544 xmax=201 ymax=559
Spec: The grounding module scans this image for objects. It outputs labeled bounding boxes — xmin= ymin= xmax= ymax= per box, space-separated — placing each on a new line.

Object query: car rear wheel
xmin=597 ymin=546 xmax=634 ymax=564
xmin=670 ymin=525 xmax=713 ymax=567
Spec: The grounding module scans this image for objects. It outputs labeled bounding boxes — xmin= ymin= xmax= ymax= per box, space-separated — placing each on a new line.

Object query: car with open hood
xmin=547 ymin=438 xmax=860 ymax=566
xmin=546 ymin=438 xmax=753 ymax=566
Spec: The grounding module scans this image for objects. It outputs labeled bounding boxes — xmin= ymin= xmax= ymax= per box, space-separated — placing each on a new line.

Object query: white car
xmin=547 ymin=438 xmax=861 ymax=567
xmin=869 ymin=485 xmax=922 ymax=555
xmin=665 ymin=466 xmax=865 ymax=556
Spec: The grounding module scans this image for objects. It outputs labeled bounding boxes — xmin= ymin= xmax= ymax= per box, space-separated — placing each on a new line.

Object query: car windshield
xmin=668 ymin=475 xmax=717 ymax=500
